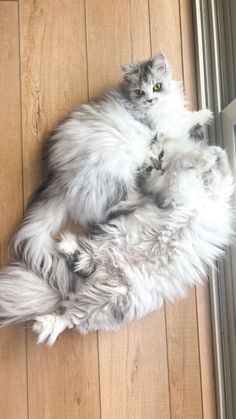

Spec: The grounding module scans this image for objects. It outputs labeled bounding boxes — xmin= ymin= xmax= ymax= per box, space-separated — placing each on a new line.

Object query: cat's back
xmin=48 ymin=87 xmax=152 ymax=171
xmin=69 ymin=88 xmax=148 ymax=135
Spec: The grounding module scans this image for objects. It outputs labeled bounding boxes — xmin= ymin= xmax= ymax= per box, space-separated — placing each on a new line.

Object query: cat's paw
xmin=203 ymin=146 xmax=230 ymax=176
xmin=33 ymin=314 xmax=74 ymax=346
xmin=56 ymin=232 xmax=79 ymax=258
xmin=72 ymin=250 xmax=97 ymax=278
xmin=33 ymin=314 xmax=58 ymax=345
xmin=202 ymin=146 xmax=227 ymax=168
xmin=181 ymin=146 xmax=226 ymax=174
xmin=197 ymin=109 xmax=213 ymax=126
xmin=189 ymin=123 xmax=204 ymax=140
xmin=190 ymin=110 xmax=213 ymax=140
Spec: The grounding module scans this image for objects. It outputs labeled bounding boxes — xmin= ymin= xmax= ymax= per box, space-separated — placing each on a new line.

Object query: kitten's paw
xmin=181 ymin=146 xmax=226 ymax=174
xmin=190 ymin=110 xmax=213 ymax=139
xmin=72 ymin=250 xmax=97 ymax=278
xmin=204 ymin=146 xmax=230 ymax=176
xmin=56 ymin=232 xmax=79 ymax=258
xmin=197 ymin=109 xmax=213 ymax=126
xmin=189 ymin=123 xmax=204 ymax=140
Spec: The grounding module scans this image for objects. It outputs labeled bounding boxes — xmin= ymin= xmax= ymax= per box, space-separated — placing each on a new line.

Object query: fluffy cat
xmin=0 ymin=134 xmax=233 ymax=345
xmin=12 ymin=52 xmax=212 ymax=290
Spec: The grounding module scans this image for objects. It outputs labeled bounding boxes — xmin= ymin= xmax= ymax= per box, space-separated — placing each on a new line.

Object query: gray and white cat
xmin=0 ymin=133 xmax=233 ymax=344
xmin=13 ymin=52 xmax=212 ymax=290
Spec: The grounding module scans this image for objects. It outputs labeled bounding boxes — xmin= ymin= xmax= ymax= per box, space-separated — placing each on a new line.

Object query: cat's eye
xmin=135 ymin=89 xmax=145 ymax=96
xmin=153 ymin=83 xmax=162 ymax=92
xmin=146 ymin=166 xmax=153 ymax=172
xmin=158 ymin=150 xmax=164 ymax=160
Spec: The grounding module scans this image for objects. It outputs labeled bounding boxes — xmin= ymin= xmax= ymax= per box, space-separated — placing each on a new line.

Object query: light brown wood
xmin=27 ymin=329 xmax=100 ymax=419
xmin=149 ymin=0 xmax=182 ymax=80
xmin=0 ymin=3 xmax=27 ymax=419
xmin=19 ymin=1 xmax=100 ymax=418
xmin=196 ymin=283 xmax=217 ymax=419
xmin=0 ymin=1 xmax=217 ymax=418
xmin=179 ymin=0 xmax=198 ymax=110
xmin=99 ymin=314 xmax=170 ymax=419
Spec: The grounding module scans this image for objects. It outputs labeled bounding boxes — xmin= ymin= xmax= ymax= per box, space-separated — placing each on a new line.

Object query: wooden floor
xmin=0 ymin=1 xmax=217 ymax=418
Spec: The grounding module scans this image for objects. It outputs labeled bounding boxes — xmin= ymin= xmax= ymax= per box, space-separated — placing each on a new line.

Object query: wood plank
xmin=149 ymin=1 xmax=203 ymax=418
xmin=196 ymin=284 xmax=217 ymax=419
xmin=164 ymin=292 xmax=203 ymax=419
xmin=27 ymin=330 xmax=100 ymax=419
xmin=86 ymin=0 xmax=133 ymax=96
xmin=149 ymin=0 xmax=182 ymax=80
xmin=0 ymin=2 xmax=27 ymax=419
xmin=98 ymin=314 xmax=170 ymax=419
xmin=85 ymin=1 xmax=170 ymax=417
xmin=179 ymin=0 xmax=198 ymax=110
xmin=19 ymin=1 xmax=100 ymax=417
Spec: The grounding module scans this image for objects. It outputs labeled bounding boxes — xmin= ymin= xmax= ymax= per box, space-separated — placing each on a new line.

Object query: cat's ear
xmin=121 ymin=63 xmax=140 ymax=80
xmin=151 ymin=52 xmax=168 ymax=73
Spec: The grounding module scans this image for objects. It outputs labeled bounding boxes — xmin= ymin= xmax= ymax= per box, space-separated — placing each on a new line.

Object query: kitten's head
xmin=121 ymin=52 xmax=172 ymax=108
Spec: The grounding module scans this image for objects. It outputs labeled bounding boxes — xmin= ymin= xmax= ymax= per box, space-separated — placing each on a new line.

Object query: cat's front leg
xmin=106 ymin=183 xmax=146 ymax=221
xmin=188 ymin=109 xmax=213 ymax=139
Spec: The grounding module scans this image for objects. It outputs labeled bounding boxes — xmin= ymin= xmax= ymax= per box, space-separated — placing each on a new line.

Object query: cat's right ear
xmin=151 ymin=52 xmax=167 ymax=72
xmin=121 ymin=64 xmax=139 ymax=80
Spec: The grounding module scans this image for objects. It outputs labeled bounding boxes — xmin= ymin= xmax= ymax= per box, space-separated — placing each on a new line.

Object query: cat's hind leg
xmin=57 ymin=232 xmax=97 ymax=278
xmin=56 ymin=232 xmax=79 ymax=259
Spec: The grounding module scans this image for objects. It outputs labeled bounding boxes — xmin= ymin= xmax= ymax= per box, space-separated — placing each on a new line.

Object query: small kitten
xmin=0 ymin=134 xmax=233 ymax=345
xmin=12 ymin=52 xmax=212 ymax=292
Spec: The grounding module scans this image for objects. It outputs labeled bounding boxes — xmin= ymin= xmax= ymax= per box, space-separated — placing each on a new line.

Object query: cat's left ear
xmin=151 ymin=52 xmax=168 ymax=73
xmin=121 ymin=63 xmax=140 ymax=80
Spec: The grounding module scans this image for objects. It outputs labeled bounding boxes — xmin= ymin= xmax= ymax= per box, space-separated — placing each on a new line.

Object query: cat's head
xmin=121 ymin=52 xmax=172 ymax=108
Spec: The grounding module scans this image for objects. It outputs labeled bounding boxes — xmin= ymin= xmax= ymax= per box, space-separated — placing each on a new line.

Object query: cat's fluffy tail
xmin=0 ymin=263 xmax=62 ymax=326
xmin=13 ymin=194 xmax=71 ymax=293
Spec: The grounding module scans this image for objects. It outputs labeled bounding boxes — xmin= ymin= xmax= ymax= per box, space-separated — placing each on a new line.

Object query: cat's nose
xmin=147 ymin=99 xmax=153 ymax=103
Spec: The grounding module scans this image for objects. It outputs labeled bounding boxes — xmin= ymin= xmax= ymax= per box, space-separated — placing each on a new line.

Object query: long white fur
xmin=0 ymin=134 xmax=232 ymax=345
xmin=12 ymin=52 xmax=212 ymax=283
xmin=31 ymin=139 xmax=234 ymax=345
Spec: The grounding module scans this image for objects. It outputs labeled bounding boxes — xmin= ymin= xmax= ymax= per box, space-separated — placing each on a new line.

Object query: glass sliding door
xmin=193 ymin=1 xmax=236 ymax=418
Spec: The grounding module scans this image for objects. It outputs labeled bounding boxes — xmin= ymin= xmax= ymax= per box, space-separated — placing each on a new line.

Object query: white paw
xmin=197 ymin=109 xmax=213 ymax=126
xmin=56 ymin=232 xmax=78 ymax=257
xmin=33 ymin=313 xmax=74 ymax=346
xmin=33 ymin=314 xmax=57 ymax=345
xmin=205 ymin=146 xmax=230 ymax=174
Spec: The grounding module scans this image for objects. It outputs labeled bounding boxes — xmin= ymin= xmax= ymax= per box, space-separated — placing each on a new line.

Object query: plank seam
xmin=83 ymin=0 xmax=90 ymax=101
xmin=195 ymin=286 xmax=205 ymax=419
xmin=17 ymin=1 xmax=29 ymax=417
xmin=84 ymin=2 xmax=102 ymax=418
xmin=147 ymin=0 xmax=153 ymax=55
